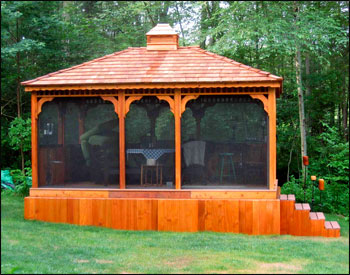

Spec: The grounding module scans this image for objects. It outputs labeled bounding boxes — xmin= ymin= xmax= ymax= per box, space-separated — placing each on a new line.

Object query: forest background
xmin=1 ymin=1 xmax=349 ymax=216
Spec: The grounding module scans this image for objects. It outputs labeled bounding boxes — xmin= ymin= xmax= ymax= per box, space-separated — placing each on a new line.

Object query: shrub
xmin=282 ymin=176 xmax=349 ymax=217
xmin=9 ymin=168 xmax=32 ymax=196
xmin=282 ymin=123 xmax=349 ymax=217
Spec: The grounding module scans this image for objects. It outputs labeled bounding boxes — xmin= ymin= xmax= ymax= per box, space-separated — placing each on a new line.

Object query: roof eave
xmin=23 ymin=80 xmax=282 ymax=93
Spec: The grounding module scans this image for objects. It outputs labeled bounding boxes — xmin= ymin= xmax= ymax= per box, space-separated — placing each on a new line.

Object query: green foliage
xmin=282 ymin=122 xmax=349 ymax=216
xmin=310 ymin=122 xmax=349 ymax=184
xmin=9 ymin=167 xmax=32 ymax=196
xmin=281 ymin=123 xmax=349 ymax=217
xmin=8 ymin=117 xmax=31 ymax=152
xmin=281 ymin=176 xmax=349 ymax=217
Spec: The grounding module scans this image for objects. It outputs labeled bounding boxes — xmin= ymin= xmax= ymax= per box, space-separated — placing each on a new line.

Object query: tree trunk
xmin=296 ymin=48 xmax=307 ymax=166
xmin=16 ymin=17 xmax=25 ymax=172
xmin=342 ymin=74 xmax=349 ymax=141
xmin=305 ymin=52 xmax=311 ymax=132
xmin=175 ymin=2 xmax=186 ymax=46
xmin=294 ymin=2 xmax=307 ymax=176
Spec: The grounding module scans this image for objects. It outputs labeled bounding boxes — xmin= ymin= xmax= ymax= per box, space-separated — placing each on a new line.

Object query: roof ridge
xmin=190 ymin=47 xmax=281 ymax=79
xmin=21 ymin=48 xmax=132 ymax=85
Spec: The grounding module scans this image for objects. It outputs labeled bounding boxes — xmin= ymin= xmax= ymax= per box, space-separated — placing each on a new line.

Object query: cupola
xmin=146 ymin=23 xmax=179 ymax=50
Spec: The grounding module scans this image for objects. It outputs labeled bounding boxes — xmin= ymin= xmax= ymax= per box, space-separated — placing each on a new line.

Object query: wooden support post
xmin=119 ymin=92 xmax=126 ymax=189
xmin=174 ymin=89 xmax=182 ymax=189
xmin=31 ymin=93 xmax=38 ymax=188
xmin=268 ymin=88 xmax=277 ymax=190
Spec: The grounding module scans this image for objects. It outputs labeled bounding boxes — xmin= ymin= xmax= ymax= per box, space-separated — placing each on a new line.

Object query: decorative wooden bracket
xmin=36 ymin=97 xmax=54 ymax=119
xmin=250 ymin=95 xmax=269 ymax=114
xmin=125 ymin=96 xmax=143 ymax=116
xmin=101 ymin=96 xmax=119 ymax=117
xmin=156 ymin=95 xmax=175 ymax=114
xmin=181 ymin=95 xmax=199 ymax=115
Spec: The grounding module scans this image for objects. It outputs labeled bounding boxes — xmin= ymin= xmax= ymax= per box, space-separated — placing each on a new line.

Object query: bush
xmin=8 ymin=168 xmax=32 ymax=196
xmin=282 ymin=123 xmax=349 ymax=217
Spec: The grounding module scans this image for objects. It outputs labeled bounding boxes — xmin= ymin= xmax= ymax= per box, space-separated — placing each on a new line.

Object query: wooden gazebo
xmin=22 ymin=24 xmax=340 ymax=237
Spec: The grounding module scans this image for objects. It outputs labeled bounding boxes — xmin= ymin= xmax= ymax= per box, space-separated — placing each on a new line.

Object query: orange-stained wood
xmin=30 ymin=188 xmax=109 ymax=198
xmin=67 ymin=198 xmax=80 ymax=224
xmin=119 ymin=91 xmax=126 ymax=189
xmin=91 ymin=199 xmax=107 ymax=227
xmin=29 ymin=188 xmax=278 ymax=199
xmin=250 ymin=94 xmax=269 ymax=113
xmin=109 ymin=191 xmax=191 ymax=199
xmin=24 ymin=81 xmax=282 ymax=92
xmin=181 ymin=95 xmax=199 ymax=115
xmin=31 ymin=93 xmax=38 ymax=188
xmin=203 ymin=200 xmax=240 ymax=233
xmin=125 ymin=95 xmax=143 ymax=115
xmin=190 ymin=190 xmax=277 ymax=199
xmin=33 ymin=91 xmax=271 ymax=98
xmin=24 ymin=197 xmax=35 ymax=219
xmin=174 ymin=89 xmax=181 ymax=189
xmin=101 ymin=96 xmax=119 ymax=116
xmin=157 ymin=199 xmax=198 ymax=232
xmin=36 ymin=97 xmax=54 ymax=119
xmin=268 ymin=88 xmax=276 ymax=190
xmin=23 ymin=196 xmax=338 ymax=237
xmin=156 ymin=95 xmax=175 ymax=114
xmin=79 ymin=198 xmax=93 ymax=225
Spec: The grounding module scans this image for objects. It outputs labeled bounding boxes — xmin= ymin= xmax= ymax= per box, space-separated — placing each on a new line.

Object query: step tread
xmin=309 ymin=212 xmax=317 ymax=220
xmin=330 ymin=221 xmax=340 ymax=229
xmin=302 ymin=203 xmax=310 ymax=211
xmin=295 ymin=203 xmax=303 ymax=210
xmin=287 ymin=194 xmax=295 ymax=201
xmin=280 ymin=194 xmax=288 ymax=200
xmin=325 ymin=221 xmax=332 ymax=229
xmin=316 ymin=212 xmax=325 ymax=220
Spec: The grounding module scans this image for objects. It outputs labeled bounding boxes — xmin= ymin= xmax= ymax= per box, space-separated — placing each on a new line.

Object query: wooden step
xmin=309 ymin=212 xmax=325 ymax=236
xmin=324 ymin=221 xmax=341 ymax=237
xmin=280 ymin=194 xmax=295 ymax=234
xmin=293 ymin=203 xmax=311 ymax=235
xmin=280 ymin=194 xmax=340 ymax=238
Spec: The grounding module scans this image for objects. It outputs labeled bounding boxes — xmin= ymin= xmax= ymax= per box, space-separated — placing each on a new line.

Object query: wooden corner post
xmin=268 ymin=88 xmax=277 ymax=190
xmin=174 ymin=89 xmax=182 ymax=189
xmin=119 ymin=92 xmax=126 ymax=189
xmin=31 ymin=93 xmax=38 ymax=188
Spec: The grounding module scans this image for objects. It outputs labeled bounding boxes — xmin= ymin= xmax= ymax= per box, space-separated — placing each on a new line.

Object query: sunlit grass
xmin=1 ymin=194 xmax=349 ymax=274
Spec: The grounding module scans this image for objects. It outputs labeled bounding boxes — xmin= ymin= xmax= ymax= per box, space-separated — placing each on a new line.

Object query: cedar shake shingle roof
xmin=22 ymin=46 xmax=282 ymax=84
xmin=21 ymin=23 xmax=282 ymax=94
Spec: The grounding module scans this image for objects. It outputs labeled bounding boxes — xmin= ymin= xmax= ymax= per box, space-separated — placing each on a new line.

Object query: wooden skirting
xmin=24 ymin=197 xmax=280 ymax=235
xmin=23 ymin=192 xmax=340 ymax=237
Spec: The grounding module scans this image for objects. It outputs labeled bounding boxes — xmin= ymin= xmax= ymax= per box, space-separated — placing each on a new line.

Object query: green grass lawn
xmin=1 ymin=194 xmax=349 ymax=274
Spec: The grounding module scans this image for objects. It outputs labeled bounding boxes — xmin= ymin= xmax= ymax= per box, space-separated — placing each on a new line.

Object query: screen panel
xmin=125 ymin=96 xmax=175 ymax=189
xmin=38 ymin=97 xmax=119 ymax=188
xmin=181 ymin=95 xmax=268 ymax=189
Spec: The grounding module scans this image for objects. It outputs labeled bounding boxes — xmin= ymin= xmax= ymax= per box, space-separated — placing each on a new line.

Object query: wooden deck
xmin=24 ymin=188 xmax=340 ymax=237
xmin=29 ymin=188 xmax=278 ymax=199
